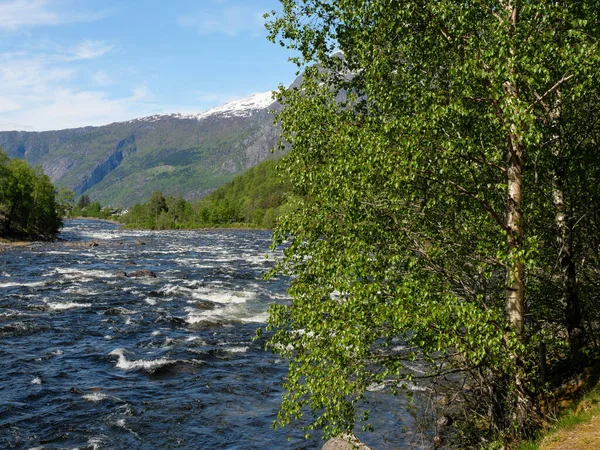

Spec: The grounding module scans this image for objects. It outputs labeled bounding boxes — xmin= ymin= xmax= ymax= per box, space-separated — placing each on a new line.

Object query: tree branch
xmin=527 ymin=75 xmax=574 ymax=112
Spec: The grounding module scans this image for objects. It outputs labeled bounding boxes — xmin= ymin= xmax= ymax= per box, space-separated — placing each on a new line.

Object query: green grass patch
xmin=516 ymin=388 xmax=600 ymax=450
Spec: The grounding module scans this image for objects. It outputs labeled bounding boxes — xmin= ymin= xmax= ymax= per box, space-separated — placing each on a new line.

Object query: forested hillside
xmin=119 ymin=159 xmax=289 ymax=229
xmin=0 ymin=149 xmax=61 ymax=240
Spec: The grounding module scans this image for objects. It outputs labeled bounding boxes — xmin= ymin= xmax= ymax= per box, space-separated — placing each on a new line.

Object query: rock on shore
xmin=322 ymin=433 xmax=372 ymax=450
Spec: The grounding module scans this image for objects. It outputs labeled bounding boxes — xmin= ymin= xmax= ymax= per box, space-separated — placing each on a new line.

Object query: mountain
xmin=0 ymin=92 xmax=281 ymax=207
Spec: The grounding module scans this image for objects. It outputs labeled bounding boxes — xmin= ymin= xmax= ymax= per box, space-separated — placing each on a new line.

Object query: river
xmin=0 ymin=220 xmax=424 ymax=449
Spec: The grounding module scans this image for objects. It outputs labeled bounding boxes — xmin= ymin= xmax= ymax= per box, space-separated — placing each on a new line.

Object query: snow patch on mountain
xmin=129 ymin=91 xmax=275 ymax=124
xmin=190 ymin=91 xmax=276 ymax=120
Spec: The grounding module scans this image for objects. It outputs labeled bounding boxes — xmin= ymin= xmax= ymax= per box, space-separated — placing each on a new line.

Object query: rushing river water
xmin=0 ymin=220 xmax=425 ymax=450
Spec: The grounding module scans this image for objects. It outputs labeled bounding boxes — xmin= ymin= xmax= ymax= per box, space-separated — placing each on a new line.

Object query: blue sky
xmin=0 ymin=0 xmax=296 ymax=131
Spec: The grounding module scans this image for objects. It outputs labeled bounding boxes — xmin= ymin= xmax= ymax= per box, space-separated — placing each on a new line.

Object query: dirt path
xmin=539 ymin=410 xmax=600 ymax=450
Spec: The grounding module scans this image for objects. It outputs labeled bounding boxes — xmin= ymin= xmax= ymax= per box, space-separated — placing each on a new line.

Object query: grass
xmin=517 ymin=388 xmax=600 ymax=450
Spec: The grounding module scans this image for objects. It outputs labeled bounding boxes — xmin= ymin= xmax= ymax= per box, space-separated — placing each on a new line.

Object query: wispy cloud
xmin=92 ymin=70 xmax=112 ymax=86
xmin=0 ymin=47 xmax=153 ymax=131
xmin=177 ymin=6 xmax=266 ymax=37
xmin=131 ymin=85 xmax=150 ymax=100
xmin=0 ymin=85 xmax=159 ymax=131
xmin=69 ymin=40 xmax=113 ymax=60
xmin=0 ymin=0 xmax=110 ymax=31
xmin=0 ymin=98 xmax=20 ymax=113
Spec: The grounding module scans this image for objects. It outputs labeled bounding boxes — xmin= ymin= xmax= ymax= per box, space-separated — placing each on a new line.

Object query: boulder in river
xmin=195 ymin=300 xmax=216 ymax=311
xmin=135 ymin=239 xmax=146 ymax=246
xmin=103 ymin=307 xmax=132 ymax=316
xmin=129 ymin=269 xmax=157 ymax=278
xmin=114 ymin=271 xmax=128 ymax=278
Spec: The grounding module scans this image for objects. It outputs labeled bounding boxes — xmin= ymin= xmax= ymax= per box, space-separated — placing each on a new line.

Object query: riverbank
xmin=65 ymin=216 xmax=121 ymax=225
xmin=120 ymin=222 xmax=271 ymax=232
xmin=518 ymin=369 xmax=600 ymax=450
xmin=0 ymin=238 xmax=31 ymax=252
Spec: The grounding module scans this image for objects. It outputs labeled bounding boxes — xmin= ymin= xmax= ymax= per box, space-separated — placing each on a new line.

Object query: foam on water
xmin=45 ymin=301 xmax=92 ymax=311
xmin=109 ymin=348 xmax=176 ymax=372
xmin=83 ymin=392 xmax=109 ymax=402
xmin=62 ymin=286 xmax=99 ymax=295
xmin=184 ymin=301 xmax=255 ymax=325
xmin=222 ymin=346 xmax=249 ymax=354
xmin=79 ymin=230 xmax=119 ymax=240
xmin=240 ymin=312 xmax=270 ymax=323
xmin=190 ymin=288 xmax=254 ymax=304
xmin=87 ymin=436 xmax=105 ymax=450
xmin=0 ymin=281 xmax=46 ymax=288
xmin=46 ymin=267 xmax=114 ymax=280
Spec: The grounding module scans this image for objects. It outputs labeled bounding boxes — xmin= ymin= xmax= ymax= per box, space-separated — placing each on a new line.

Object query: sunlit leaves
xmin=263 ymin=0 xmax=600 ymax=442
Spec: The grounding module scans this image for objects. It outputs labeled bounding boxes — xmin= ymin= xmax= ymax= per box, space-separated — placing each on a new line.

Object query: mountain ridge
xmin=0 ymin=90 xmax=285 ymax=207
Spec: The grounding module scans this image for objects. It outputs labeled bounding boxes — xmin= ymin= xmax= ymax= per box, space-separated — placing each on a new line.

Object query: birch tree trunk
xmin=505 ymin=0 xmax=525 ymax=343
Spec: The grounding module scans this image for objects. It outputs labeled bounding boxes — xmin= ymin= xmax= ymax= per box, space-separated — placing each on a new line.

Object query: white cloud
xmin=0 ymin=87 xmax=158 ymax=131
xmin=69 ymin=40 xmax=113 ymax=60
xmin=92 ymin=70 xmax=112 ymax=86
xmin=178 ymin=6 xmax=265 ymax=37
xmin=0 ymin=53 xmax=75 ymax=92
xmin=0 ymin=98 xmax=20 ymax=113
xmin=0 ymin=0 xmax=109 ymax=31
xmin=0 ymin=49 xmax=152 ymax=131
xmin=131 ymin=85 xmax=149 ymax=100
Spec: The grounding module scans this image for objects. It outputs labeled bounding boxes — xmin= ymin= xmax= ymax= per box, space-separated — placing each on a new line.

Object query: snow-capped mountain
xmin=129 ymin=91 xmax=277 ymax=125
xmin=190 ymin=91 xmax=276 ymax=120
xmin=0 ymin=90 xmax=284 ymax=207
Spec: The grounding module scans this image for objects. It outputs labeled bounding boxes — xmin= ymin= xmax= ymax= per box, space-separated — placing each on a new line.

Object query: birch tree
xmin=264 ymin=0 xmax=600 ymax=443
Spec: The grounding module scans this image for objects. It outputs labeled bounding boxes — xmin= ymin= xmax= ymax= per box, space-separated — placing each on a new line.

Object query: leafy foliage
xmin=262 ymin=0 xmax=600 ymax=445
xmin=119 ymin=159 xmax=291 ymax=229
xmin=61 ymin=192 xmax=117 ymax=220
xmin=0 ymin=149 xmax=62 ymax=239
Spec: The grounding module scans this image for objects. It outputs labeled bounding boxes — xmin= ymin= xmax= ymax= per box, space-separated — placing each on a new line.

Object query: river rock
xmin=148 ymin=290 xmax=166 ymax=297
xmin=135 ymin=239 xmax=146 ymax=245
xmin=129 ymin=269 xmax=157 ymax=278
xmin=195 ymin=300 xmax=216 ymax=311
xmin=436 ymin=415 xmax=453 ymax=427
xmin=89 ymin=241 xmax=99 ymax=247
xmin=322 ymin=433 xmax=371 ymax=450
xmin=114 ymin=271 xmax=128 ymax=278
xmin=103 ymin=307 xmax=132 ymax=316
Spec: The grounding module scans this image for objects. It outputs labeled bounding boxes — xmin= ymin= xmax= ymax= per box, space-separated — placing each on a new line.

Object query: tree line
xmin=119 ymin=159 xmax=290 ymax=229
xmin=0 ymin=149 xmax=62 ymax=239
xmin=61 ymin=192 xmax=116 ymax=220
xmin=261 ymin=1 xmax=600 ymax=447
